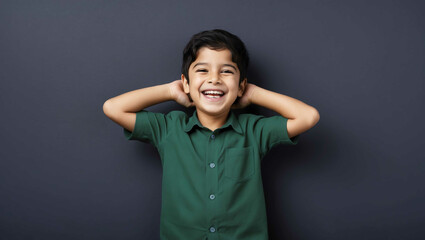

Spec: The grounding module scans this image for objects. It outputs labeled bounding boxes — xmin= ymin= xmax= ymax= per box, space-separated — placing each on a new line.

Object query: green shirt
xmin=123 ymin=110 xmax=299 ymax=240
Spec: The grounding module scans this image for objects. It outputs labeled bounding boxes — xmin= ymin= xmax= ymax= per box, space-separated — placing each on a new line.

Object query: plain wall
xmin=1 ymin=0 xmax=424 ymax=239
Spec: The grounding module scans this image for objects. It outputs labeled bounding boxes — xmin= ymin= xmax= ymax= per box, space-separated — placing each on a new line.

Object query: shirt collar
xmin=184 ymin=110 xmax=243 ymax=134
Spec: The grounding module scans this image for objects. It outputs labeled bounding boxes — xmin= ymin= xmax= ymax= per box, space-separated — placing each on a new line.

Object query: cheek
xmin=229 ymin=82 xmax=241 ymax=93
xmin=189 ymin=84 xmax=201 ymax=97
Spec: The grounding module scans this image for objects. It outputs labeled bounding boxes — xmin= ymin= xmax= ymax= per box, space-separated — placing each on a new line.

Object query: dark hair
xmin=181 ymin=29 xmax=249 ymax=83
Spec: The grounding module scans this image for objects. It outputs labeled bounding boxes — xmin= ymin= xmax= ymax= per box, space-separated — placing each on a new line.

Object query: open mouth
xmin=202 ymin=90 xmax=225 ymax=99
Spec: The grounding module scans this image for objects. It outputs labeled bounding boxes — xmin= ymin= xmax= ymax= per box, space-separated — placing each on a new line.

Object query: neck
xmin=196 ymin=110 xmax=230 ymax=132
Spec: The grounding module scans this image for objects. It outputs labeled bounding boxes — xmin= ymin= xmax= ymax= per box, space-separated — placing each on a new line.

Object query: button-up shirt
xmin=123 ymin=110 xmax=299 ymax=240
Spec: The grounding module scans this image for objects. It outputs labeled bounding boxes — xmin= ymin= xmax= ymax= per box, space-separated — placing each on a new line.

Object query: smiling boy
xmin=103 ymin=29 xmax=319 ymax=240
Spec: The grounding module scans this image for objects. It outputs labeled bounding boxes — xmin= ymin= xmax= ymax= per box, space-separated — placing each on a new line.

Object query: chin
xmin=197 ymin=105 xmax=230 ymax=116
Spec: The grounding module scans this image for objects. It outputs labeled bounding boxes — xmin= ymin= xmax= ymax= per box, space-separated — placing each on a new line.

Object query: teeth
xmin=203 ymin=90 xmax=224 ymax=95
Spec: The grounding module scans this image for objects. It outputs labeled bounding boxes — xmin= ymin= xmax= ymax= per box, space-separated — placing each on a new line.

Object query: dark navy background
xmin=1 ymin=0 xmax=424 ymax=239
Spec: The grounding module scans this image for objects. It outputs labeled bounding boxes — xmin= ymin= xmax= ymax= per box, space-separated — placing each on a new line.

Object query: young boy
xmin=103 ymin=29 xmax=319 ymax=240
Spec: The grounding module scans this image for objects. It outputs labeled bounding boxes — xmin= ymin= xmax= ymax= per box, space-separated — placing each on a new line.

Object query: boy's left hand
xmin=232 ymin=83 xmax=257 ymax=109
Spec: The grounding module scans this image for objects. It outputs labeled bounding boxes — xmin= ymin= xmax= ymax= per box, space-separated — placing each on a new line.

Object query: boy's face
xmin=182 ymin=47 xmax=246 ymax=118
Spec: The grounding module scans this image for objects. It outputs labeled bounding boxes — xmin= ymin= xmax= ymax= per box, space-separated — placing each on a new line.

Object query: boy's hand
xmin=232 ymin=83 xmax=258 ymax=109
xmin=169 ymin=80 xmax=195 ymax=108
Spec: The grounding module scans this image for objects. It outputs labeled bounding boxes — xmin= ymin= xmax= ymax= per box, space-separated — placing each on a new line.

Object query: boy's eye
xmin=196 ymin=69 xmax=208 ymax=72
xmin=222 ymin=70 xmax=234 ymax=74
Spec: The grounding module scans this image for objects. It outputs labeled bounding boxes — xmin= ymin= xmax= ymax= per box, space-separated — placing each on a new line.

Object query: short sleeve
xmin=252 ymin=115 xmax=299 ymax=157
xmin=123 ymin=110 xmax=171 ymax=147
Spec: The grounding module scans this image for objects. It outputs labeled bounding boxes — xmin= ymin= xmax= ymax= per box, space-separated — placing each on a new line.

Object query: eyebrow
xmin=193 ymin=62 xmax=237 ymax=71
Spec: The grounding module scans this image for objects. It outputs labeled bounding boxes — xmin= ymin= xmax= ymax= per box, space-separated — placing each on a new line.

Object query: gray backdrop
xmin=1 ymin=0 xmax=424 ymax=239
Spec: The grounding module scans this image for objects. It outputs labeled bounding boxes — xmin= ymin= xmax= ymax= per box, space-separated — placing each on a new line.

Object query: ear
xmin=238 ymin=78 xmax=247 ymax=97
xmin=181 ymin=74 xmax=190 ymax=94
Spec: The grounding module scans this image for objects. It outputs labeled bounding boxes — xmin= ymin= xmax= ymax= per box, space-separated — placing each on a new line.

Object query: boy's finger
xmin=186 ymin=102 xmax=195 ymax=108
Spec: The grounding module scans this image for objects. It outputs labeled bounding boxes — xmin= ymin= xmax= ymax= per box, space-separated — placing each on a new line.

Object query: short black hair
xmin=181 ymin=29 xmax=249 ymax=83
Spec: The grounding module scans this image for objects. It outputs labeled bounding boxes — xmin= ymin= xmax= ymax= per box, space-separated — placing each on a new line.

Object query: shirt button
xmin=209 ymin=226 xmax=216 ymax=233
xmin=209 ymin=163 xmax=215 ymax=168
xmin=210 ymin=134 xmax=215 ymax=140
xmin=209 ymin=194 xmax=215 ymax=200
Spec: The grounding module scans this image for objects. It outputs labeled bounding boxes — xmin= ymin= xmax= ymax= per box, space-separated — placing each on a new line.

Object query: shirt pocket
xmin=224 ymin=146 xmax=255 ymax=182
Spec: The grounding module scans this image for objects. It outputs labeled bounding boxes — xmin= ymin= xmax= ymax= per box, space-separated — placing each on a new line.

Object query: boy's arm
xmin=103 ymin=80 xmax=193 ymax=132
xmin=237 ymin=83 xmax=320 ymax=138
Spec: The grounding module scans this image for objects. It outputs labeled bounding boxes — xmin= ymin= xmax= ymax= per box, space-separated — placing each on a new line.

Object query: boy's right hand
xmin=169 ymin=80 xmax=195 ymax=108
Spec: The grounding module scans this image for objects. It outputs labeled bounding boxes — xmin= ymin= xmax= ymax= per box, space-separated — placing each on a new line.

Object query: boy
xmin=103 ymin=29 xmax=319 ymax=240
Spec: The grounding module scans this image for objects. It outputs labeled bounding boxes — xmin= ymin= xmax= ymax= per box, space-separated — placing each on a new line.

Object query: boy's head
xmin=181 ymin=29 xmax=249 ymax=118
xmin=180 ymin=29 xmax=250 ymax=118
xmin=181 ymin=29 xmax=249 ymax=84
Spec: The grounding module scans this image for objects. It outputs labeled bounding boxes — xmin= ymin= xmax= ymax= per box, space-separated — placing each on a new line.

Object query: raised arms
xmin=102 ymin=80 xmax=192 ymax=132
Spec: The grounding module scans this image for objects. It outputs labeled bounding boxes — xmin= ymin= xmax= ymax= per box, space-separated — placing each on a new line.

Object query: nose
xmin=208 ymin=71 xmax=221 ymax=84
